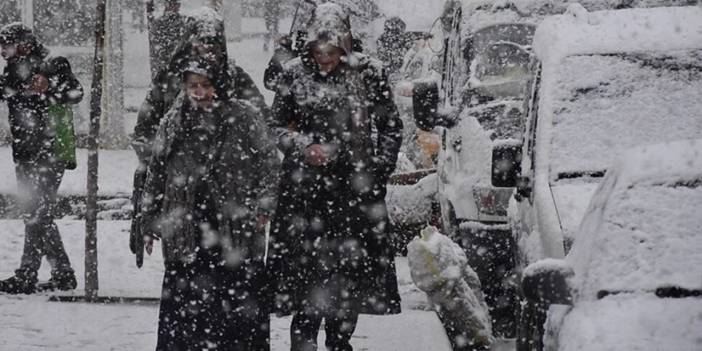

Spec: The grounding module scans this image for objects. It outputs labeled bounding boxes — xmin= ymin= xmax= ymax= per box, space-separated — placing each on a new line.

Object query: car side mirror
xmin=522 ymin=259 xmax=574 ymax=305
xmin=514 ymin=175 xmax=532 ymax=202
xmin=412 ymin=81 xmax=441 ymax=131
xmin=492 ymin=144 xmax=522 ymax=187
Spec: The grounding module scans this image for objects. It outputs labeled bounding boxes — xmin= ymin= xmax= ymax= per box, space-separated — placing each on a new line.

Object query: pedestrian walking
xmin=148 ymin=0 xmax=187 ymax=79
xmin=130 ymin=13 xmax=270 ymax=264
xmin=140 ymin=59 xmax=280 ymax=350
xmin=267 ymin=4 xmax=404 ymax=350
xmin=0 ymin=23 xmax=84 ymax=294
xmin=376 ymin=17 xmax=411 ymax=80
xmin=263 ymin=0 xmax=281 ymax=52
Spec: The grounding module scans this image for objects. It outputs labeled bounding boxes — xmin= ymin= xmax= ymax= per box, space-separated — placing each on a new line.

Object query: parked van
xmin=505 ymin=5 xmax=702 ymax=349
xmin=412 ymin=0 xmax=622 ymax=336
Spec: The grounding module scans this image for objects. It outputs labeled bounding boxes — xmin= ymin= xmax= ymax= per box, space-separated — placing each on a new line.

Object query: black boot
xmin=37 ymin=272 xmax=77 ymax=292
xmin=0 ymin=275 xmax=37 ymax=294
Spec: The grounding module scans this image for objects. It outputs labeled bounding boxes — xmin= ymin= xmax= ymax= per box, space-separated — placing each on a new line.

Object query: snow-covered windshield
xmin=466 ymin=24 xmax=533 ymax=101
xmin=468 ymin=24 xmax=534 ymax=65
xmin=550 ymin=50 xmax=702 ymax=180
xmin=574 ymin=180 xmax=702 ymax=297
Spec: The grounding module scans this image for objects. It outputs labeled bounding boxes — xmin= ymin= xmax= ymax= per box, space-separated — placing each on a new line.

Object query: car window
xmin=549 ymin=50 xmax=702 ymax=180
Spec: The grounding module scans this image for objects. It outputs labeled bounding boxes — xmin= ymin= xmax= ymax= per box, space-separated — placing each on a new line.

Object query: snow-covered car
xmin=509 ymin=4 xmax=702 ymax=265
xmin=506 ymin=5 xmax=702 ymax=348
xmin=520 ymin=138 xmax=702 ymax=351
xmin=410 ymin=0 xmax=629 ymax=336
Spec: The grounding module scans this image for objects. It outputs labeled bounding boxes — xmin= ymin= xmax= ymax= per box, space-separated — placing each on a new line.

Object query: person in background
xmin=148 ymin=0 xmax=186 ymax=80
xmin=140 ymin=59 xmax=280 ymax=350
xmin=376 ymin=16 xmax=410 ymax=80
xmin=0 ymin=23 xmax=84 ymax=294
xmin=263 ymin=0 xmax=281 ymax=52
xmin=267 ymin=4 xmax=403 ymax=350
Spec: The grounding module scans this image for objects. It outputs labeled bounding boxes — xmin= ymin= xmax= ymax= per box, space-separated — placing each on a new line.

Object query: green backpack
xmin=49 ymin=104 xmax=77 ymax=170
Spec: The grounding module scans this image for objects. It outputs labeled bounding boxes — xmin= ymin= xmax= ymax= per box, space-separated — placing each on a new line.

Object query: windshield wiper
xmin=597 ymin=286 xmax=702 ymax=300
xmin=557 ymin=170 xmax=606 ymax=180
xmin=655 ymin=286 xmax=702 ymax=298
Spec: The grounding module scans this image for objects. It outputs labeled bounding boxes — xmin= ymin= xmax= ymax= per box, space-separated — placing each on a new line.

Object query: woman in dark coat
xmin=267 ymin=4 xmax=403 ymax=350
xmin=140 ymin=59 xmax=280 ymax=351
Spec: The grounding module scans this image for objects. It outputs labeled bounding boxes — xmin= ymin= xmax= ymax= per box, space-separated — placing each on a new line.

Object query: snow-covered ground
xmin=0 ymin=220 xmax=452 ymax=351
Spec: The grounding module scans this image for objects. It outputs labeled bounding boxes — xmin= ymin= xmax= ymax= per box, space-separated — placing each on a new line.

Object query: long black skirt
xmin=156 ymin=250 xmax=270 ymax=351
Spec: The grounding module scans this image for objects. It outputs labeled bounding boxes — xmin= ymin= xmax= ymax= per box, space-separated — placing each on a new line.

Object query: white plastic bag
xmin=407 ymin=226 xmax=494 ymax=347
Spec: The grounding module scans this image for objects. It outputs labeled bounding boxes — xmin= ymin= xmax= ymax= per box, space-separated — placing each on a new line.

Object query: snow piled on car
xmin=557 ymin=294 xmax=702 ymax=351
xmin=567 ymin=139 xmax=702 ymax=300
xmin=549 ymin=50 xmax=702 ymax=178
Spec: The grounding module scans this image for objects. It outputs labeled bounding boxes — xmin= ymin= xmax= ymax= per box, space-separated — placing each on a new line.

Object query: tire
xmin=516 ymin=300 xmax=547 ymax=351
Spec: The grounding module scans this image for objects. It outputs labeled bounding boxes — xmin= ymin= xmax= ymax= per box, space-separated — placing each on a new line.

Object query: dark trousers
xmin=290 ymin=307 xmax=359 ymax=351
xmin=156 ymin=251 xmax=270 ymax=351
xmin=14 ymin=161 xmax=73 ymax=282
xmin=436 ymin=311 xmax=490 ymax=351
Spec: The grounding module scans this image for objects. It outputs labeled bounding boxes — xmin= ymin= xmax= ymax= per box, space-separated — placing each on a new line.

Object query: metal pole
xmin=85 ymin=0 xmax=107 ymax=302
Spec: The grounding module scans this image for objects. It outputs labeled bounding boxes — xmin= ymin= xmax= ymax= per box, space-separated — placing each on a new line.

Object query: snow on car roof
xmin=459 ymin=0 xmax=623 ymax=33
xmin=566 ymin=139 xmax=702 ymax=300
xmin=533 ymin=5 xmax=702 ymax=64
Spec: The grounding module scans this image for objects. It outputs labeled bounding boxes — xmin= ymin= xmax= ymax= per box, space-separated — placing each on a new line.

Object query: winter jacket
xmin=140 ymin=94 xmax=280 ymax=265
xmin=133 ymin=61 xmax=268 ymax=162
xmin=0 ymin=44 xmax=84 ymax=163
xmin=267 ymin=3 xmax=403 ymax=316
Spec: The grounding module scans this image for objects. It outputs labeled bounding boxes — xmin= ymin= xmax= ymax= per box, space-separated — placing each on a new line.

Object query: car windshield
xmin=468 ymin=24 xmax=534 ymax=65
xmin=549 ymin=50 xmax=702 ymax=180
xmin=463 ymin=101 xmax=523 ymax=140
xmin=574 ymin=180 xmax=702 ymax=296
xmin=472 ymin=42 xmax=531 ymax=83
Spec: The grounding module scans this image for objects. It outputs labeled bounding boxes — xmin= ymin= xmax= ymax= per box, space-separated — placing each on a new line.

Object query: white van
xmin=412 ymin=0 xmax=629 ymax=336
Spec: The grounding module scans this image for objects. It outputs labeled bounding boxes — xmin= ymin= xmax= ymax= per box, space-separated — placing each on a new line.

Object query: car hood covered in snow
xmin=567 ymin=139 xmax=702 ymax=300
xmin=555 ymin=294 xmax=702 ymax=351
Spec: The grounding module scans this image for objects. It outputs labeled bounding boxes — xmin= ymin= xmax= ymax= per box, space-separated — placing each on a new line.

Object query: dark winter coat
xmin=0 ymin=44 xmax=84 ymax=164
xmin=141 ymin=93 xmax=280 ymax=350
xmin=267 ymin=8 xmax=404 ymax=315
xmin=133 ymin=59 xmax=269 ymax=163
xmin=140 ymin=93 xmax=280 ymax=265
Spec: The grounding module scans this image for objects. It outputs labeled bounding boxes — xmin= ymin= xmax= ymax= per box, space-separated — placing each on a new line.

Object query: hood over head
xmin=163 ymin=7 xmax=234 ymax=98
xmin=384 ymin=17 xmax=406 ymax=33
xmin=0 ymin=22 xmax=49 ymax=59
xmin=306 ymin=3 xmax=354 ymax=55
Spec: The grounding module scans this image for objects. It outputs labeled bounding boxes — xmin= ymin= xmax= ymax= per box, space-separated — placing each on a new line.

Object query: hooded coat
xmin=140 ymin=65 xmax=280 ymax=349
xmin=130 ymin=14 xmax=271 ymax=263
xmin=0 ymin=23 xmax=84 ymax=164
xmin=267 ymin=3 xmax=403 ymax=316
xmin=133 ymin=15 xmax=269 ymax=163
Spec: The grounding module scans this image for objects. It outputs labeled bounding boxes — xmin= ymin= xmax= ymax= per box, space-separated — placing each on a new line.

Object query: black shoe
xmin=36 ymin=273 xmax=77 ymax=292
xmin=0 ymin=275 xmax=37 ymax=294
